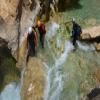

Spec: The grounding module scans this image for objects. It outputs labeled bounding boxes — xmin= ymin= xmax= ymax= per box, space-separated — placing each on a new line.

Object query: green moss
xmin=0 ymin=41 xmax=20 ymax=92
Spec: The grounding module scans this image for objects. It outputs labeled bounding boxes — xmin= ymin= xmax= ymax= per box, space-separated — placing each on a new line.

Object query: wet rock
xmin=80 ymin=26 xmax=100 ymax=51
xmin=93 ymin=68 xmax=100 ymax=84
xmin=81 ymin=26 xmax=100 ymax=40
xmin=0 ymin=37 xmax=20 ymax=92
xmin=21 ymin=57 xmax=46 ymax=100
xmin=86 ymin=88 xmax=100 ymax=100
xmin=95 ymin=43 xmax=100 ymax=51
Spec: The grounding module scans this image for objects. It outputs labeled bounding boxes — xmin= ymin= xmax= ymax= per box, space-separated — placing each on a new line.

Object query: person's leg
xmin=40 ymin=34 xmax=43 ymax=48
xmin=26 ymin=46 xmax=30 ymax=63
xmin=72 ymin=34 xmax=78 ymax=48
xmin=29 ymin=42 xmax=35 ymax=57
xmin=32 ymin=44 xmax=36 ymax=56
xmin=41 ymin=34 xmax=45 ymax=48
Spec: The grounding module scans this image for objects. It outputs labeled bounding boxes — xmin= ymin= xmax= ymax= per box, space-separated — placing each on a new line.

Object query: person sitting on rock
xmin=35 ymin=19 xmax=46 ymax=48
xmin=71 ymin=18 xmax=82 ymax=47
xmin=26 ymin=26 xmax=38 ymax=62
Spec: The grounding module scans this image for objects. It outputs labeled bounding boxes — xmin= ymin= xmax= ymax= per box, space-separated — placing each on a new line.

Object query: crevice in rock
xmin=87 ymin=88 xmax=100 ymax=100
xmin=30 ymin=0 xmax=36 ymax=11
xmin=16 ymin=0 xmax=23 ymax=22
xmin=15 ymin=0 xmax=24 ymax=61
xmin=0 ymin=16 xmax=5 ymax=32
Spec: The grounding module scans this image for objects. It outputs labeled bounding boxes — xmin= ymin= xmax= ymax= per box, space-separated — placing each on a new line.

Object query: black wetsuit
xmin=38 ymin=24 xmax=46 ymax=48
xmin=72 ymin=22 xmax=81 ymax=46
xmin=26 ymin=31 xmax=35 ymax=62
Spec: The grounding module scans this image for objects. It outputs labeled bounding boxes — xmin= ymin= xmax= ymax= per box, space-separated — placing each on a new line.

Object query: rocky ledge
xmin=81 ymin=26 xmax=100 ymax=51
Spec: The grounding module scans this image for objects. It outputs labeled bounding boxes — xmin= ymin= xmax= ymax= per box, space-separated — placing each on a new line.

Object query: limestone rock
xmin=95 ymin=43 xmax=100 ymax=51
xmin=21 ymin=57 xmax=46 ymax=100
xmin=0 ymin=0 xmax=41 ymax=58
xmin=81 ymin=26 xmax=100 ymax=40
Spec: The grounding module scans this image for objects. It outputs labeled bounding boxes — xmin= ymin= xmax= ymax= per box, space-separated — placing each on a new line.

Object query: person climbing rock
xmin=35 ymin=20 xmax=46 ymax=48
xmin=26 ymin=27 xmax=38 ymax=62
xmin=71 ymin=18 xmax=82 ymax=47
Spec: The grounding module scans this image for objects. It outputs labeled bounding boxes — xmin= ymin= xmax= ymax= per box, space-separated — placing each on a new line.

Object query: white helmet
xmin=72 ymin=17 xmax=75 ymax=22
xmin=28 ymin=27 xmax=32 ymax=34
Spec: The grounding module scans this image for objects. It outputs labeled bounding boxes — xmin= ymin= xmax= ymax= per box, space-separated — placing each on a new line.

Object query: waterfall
xmin=44 ymin=41 xmax=74 ymax=100
xmin=44 ymin=22 xmax=74 ymax=100
xmin=0 ymin=63 xmax=27 ymax=100
xmin=0 ymin=82 xmax=21 ymax=100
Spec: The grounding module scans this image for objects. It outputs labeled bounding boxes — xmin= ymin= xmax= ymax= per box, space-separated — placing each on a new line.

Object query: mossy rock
xmin=0 ymin=38 xmax=20 ymax=92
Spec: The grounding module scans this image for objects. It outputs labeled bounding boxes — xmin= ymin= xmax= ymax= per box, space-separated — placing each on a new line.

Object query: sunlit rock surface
xmin=0 ymin=0 xmax=41 ymax=57
xmin=81 ymin=26 xmax=100 ymax=40
xmin=21 ymin=58 xmax=46 ymax=100
xmin=0 ymin=0 xmax=19 ymax=40
xmin=95 ymin=43 xmax=100 ymax=51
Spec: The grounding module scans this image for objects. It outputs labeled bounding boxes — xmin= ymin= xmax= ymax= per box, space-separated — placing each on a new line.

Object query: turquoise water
xmin=0 ymin=82 xmax=20 ymax=100
xmin=58 ymin=0 xmax=100 ymax=98
xmin=61 ymin=0 xmax=100 ymax=25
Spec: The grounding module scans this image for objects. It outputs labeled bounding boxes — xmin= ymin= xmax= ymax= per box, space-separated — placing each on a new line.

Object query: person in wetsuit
xmin=26 ymin=27 xmax=38 ymax=62
xmin=36 ymin=20 xmax=46 ymax=48
xmin=71 ymin=18 xmax=82 ymax=47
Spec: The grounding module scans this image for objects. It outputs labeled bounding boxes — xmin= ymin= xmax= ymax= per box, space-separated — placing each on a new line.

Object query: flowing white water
xmin=56 ymin=36 xmax=62 ymax=49
xmin=0 ymin=82 xmax=21 ymax=100
xmin=0 ymin=63 xmax=27 ymax=100
xmin=46 ymin=22 xmax=60 ymax=39
xmin=44 ymin=22 xmax=74 ymax=100
xmin=77 ymin=41 xmax=95 ymax=51
xmin=44 ymin=41 xmax=74 ymax=100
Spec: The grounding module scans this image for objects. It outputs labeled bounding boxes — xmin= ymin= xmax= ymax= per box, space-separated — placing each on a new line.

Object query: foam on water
xmin=0 ymin=82 xmax=21 ymax=100
xmin=49 ymin=41 xmax=73 ymax=100
xmin=46 ymin=22 xmax=59 ymax=39
xmin=56 ymin=37 xmax=62 ymax=48
xmin=77 ymin=41 xmax=95 ymax=51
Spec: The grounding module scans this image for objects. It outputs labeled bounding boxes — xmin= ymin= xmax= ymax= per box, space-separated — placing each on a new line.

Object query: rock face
xmin=0 ymin=0 xmax=19 ymax=40
xmin=86 ymin=88 xmax=100 ymax=100
xmin=81 ymin=26 xmax=100 ymax=40
xmin=0 ymin=0 xmax=41 ymax=58
xmin=95 ymin=43 xmax=100 ymax=51
xmin=0 ymin=0 xmax=47 ymax=99
xmin=21 ymin=57 xmax=46 ymax=100
xmin=81 ymin=26 xmax=100 ymax=51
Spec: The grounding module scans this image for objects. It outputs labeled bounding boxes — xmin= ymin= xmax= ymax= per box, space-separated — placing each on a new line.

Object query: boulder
xmin=95 ymin=43 xmax=100 ymax=51
xmin=81 ymin=26 xmax=100 ymax=40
